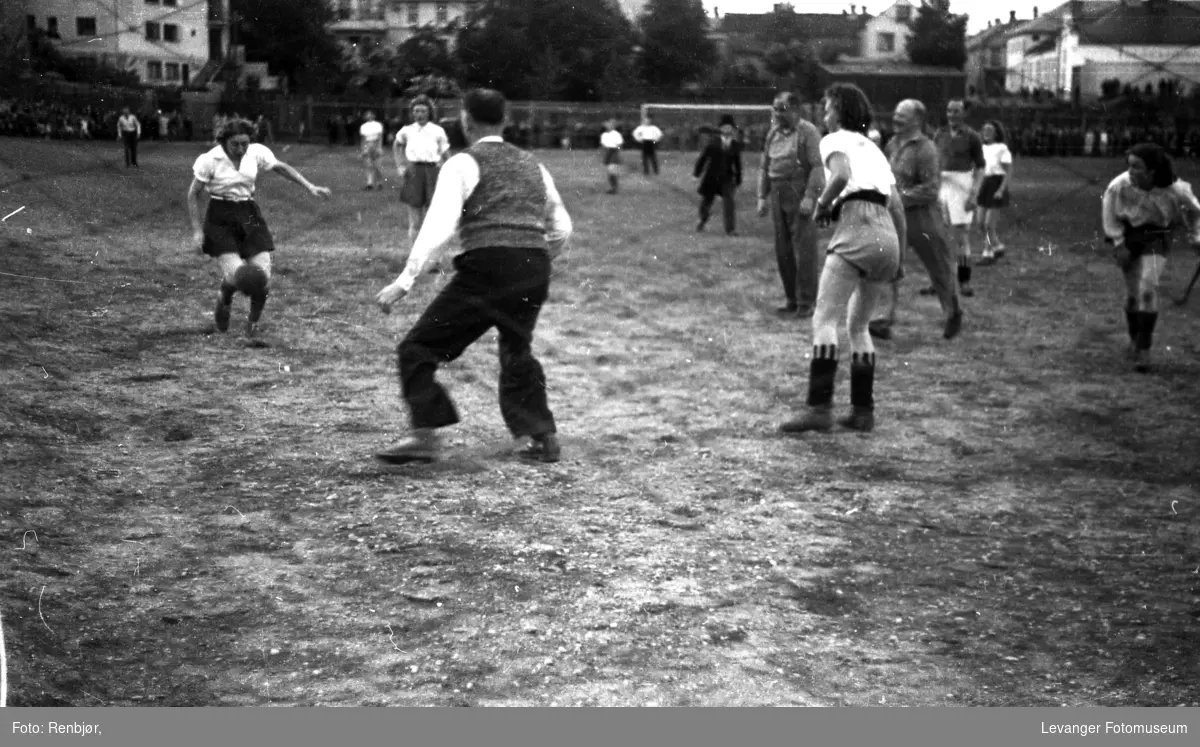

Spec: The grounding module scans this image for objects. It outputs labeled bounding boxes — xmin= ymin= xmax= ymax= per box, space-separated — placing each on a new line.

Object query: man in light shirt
xmin=374 ymin=88 xmax=573 ymax=465
xmin=393 ymin=95 xmax=450 ymax=247
xmin=117 ymin=107 xmax=140 ymax=168
xmin=187 ymin=118 xmax=332 ymax=337
xmin=632 ymin=114 xmax=663 ymax=175
xmin=359 ymin=110 xmax=385 ymax=191
xmin=600 ymin=119 xmax=624 ymax=194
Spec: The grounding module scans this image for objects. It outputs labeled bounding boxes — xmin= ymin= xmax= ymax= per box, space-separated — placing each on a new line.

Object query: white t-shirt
xmin=359 ymin=119 xmax=384 ymax=144
xmin=819 ymin=129 xmax=895 ymax=199
xmin=601 ymin=130 xmax=623 ymax=149
xmin=983 ymin=142 xmax=1012 ymax=176
xmin=192 ymin=143 xmax=279 ymax=201
xmin=395 ymin=122 xmax=449 ymax=164
xmin=633 ymin=124 xmax=662 ymax=143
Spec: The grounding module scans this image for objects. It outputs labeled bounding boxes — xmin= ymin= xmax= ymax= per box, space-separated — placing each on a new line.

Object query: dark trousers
xmin=397 ymin=246 xmax=556 ymax=437
xmin=700 ymin=182 xmax=737 ymax=233
xmin=122 ymin=131 xmax=138 ymax=166
xmin=905 ymin=205 xmax=959 ymax=314
xmin=641 ymin=143 xmax=659 ymax=174
xmin=769 ymin=182 xmax=818 ymax=310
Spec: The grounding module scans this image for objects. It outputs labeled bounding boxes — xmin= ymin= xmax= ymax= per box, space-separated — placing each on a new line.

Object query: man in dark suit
xmin=694 ymin=114 xmax=743 ymax=236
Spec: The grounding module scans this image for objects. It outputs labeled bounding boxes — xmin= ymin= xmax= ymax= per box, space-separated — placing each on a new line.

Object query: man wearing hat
xmin=694 ymin=114 xmax=743 ymax=235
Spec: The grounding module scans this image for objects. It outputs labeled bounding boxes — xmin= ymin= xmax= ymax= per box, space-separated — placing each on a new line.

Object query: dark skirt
xmin=602 ymin=147 xmax=621 ymax=166
xmin=400 ymin=162 xmax=440 ymax=208
xmin=202 ymin=199 xmax=275 ymax=259
xmin=1123 ymin=221 xmax=1172 ymax=258
xmin=976 ymin=174 xmax=1010 ymax=208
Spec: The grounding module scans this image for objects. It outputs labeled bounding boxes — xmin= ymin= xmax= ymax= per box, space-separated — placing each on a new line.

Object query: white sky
xmin=702 ymin=0 xmax=1050 ymax=35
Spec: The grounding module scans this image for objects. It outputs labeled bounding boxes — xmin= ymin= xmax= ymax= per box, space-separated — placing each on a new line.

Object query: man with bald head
xmin=872 ymin=98 xmax=963 ymax=340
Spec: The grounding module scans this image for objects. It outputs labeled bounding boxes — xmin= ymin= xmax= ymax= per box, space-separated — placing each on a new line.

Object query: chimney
xmin=851 ymin=4 xmax=857 ymax=14
xmin=988 ymin=20 xmax=993 ymax=28
xmin=1033 ymin=6 xmax=1038 ymax=18
xmin=1010 ymin=10 xmax=1016 ymax=23
xmin=995 ymin=18 xmax=1001 ymax=26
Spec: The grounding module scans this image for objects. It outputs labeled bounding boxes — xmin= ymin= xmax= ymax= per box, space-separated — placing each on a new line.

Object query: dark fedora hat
xmin=719 ymin=114 xmax=736 ymax=128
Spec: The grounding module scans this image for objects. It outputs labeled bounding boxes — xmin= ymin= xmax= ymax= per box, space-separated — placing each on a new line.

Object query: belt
xmin=832 ymin=190 xmax=887 ymax=221
xmin=210 ymin=196 xmax=253 ymax=203
xmin=410 ymin=161 xmax=439 ymax=165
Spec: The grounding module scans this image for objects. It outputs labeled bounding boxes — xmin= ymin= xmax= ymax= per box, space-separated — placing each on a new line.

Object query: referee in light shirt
xmin=633 ymin=113 xmax=663 ymax=175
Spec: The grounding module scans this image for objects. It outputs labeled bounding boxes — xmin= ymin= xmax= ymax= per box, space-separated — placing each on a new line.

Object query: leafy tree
xmin=395 ymin=26 xmax=460 ymax=85
xmin=763 ymin=39 xmax=822 ymax=101
xmin=456 ymin=0 xmax=638 ymax=101
xmin=232 ymin=0 xmax=344 ymax=92
xmin=638 ymin=0 xmax=718 ymax=88
xmin=906 ymin=0 xmax=967 ymax=69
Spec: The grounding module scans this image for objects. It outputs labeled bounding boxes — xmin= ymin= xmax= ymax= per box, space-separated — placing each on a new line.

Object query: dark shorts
xmin=603 ymin=148 xmax=621 ymax=166
xmin=1124 ymin=222 xmax=1171 ymax=258
xmin=202 ymin=199 xmax=275 ymax=259
xmin=400 ymin=162 xmax=440 ymax=209
xmin=977 ymin=174 xmax=1010 ymax=208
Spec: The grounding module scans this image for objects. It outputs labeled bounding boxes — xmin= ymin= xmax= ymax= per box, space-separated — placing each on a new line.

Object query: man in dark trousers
xmin=374 ymin=88 xmax=574 ymax=465
xmin=694 ymin=114 xmax=743 ymax=235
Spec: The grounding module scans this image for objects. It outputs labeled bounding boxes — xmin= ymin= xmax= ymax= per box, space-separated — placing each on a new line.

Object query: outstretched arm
xmin=271 ymin=161 xmax=332 ymax=198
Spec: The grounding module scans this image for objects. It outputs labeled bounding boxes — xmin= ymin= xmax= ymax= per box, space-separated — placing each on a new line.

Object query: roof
xmin=1077 ymin=0 xmax=1200 ymax=45
xmin=820 ymin=59 xmax=965 ymax=77
xmin=967 ymin=19 xmax=1025 ymax=51
xmin=719 ymin=11 xmax=871 ymax=39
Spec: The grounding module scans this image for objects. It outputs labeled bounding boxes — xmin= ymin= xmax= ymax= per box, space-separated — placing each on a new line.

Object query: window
xmin=436 ymin=3 xmax=448 ymax=24
xmin=163 ymin=24 xmax=179 ymax=42
xmin=147 ymin=61 xmax=163 ymax=80
xmin=990 ymin=48 xmax=1004 ymax=67
xmin=76 ymin=17 xmax=97 ymax=36
xmin=877 ymin=32 xmax=895 ymax=53
xmin=47 ymin=16 xmax=59 ymax=38
xmin=896 ymin=4 xmax=911 ymax=23
xmin=408 ymin=4 xmax=419 ymax=25
xmin=145 ymin=22 xmax=160 ymax=41
xmin=165 ymin=62 xmax=180 ymax=81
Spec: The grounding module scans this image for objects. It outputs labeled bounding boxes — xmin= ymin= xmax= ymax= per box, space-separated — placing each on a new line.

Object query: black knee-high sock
xmin=807 ymin=344 xmax=838 ymax=408
xmin=957 ymin=259 xmax=972 ymax=286
xmin=248 ymin=288 xmax=269 ymax=323
xmin=1135 ymin=311 xmax=1158 ymax=351
xmin=1124 ymin=298 xmax=1138 ymax=342
xmin=849 ymin=352 xmax=876 ymax=411
xmin=220 ymin=282 xmax=235 ymax=305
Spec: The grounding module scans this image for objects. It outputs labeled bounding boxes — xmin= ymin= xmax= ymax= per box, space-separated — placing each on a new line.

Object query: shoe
xmin=696 ymin=221 xmax=706 ymax=232
xmin=838 ymin=408 xmax=875 ymax=432
xmin=214 ymin=297 xmax=231 ymax=333
xmin=943 ymin=309 xmax=963 ymax=340
xmin=776 ymin=304 xmax=799 ymax=317
xmin=794 ymin=306 xmax=814 ymax=319
xmin=363 ymin=185 xmax=373 ymax=191
xmin=726 ymin=230 xmax=738 ymax=237
xmin=1132 ymin=348 xmax=1151 ymax=373
xmin=918 ymin=286 xmax=937 ymax=296
xmin=960 ymin=284 xmax=975 ymax=298
xmin=868 ymin=320 xmax=893 ymax=340
xmin=518 ymin=433 xmax=560 ymax=463
xmin=779 ymin=406 xmax=833 ymax=434
xmin=993 ymin=246 xmax=1006 ymax=259
xmin=977 ymin=255 xmax=996 ymax=266
xmin=245 ymin=319 xmax=259 ymax=337
xmin=376 ymin=430 xmax=439 ymax=464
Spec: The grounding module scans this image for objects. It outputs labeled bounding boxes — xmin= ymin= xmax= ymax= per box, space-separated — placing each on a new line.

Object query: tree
xmin=763 ymin=39 xmax=823 ymax=101
xmin=395 ymin=27 xmax=460 ymax=84
xmin=638 ymin=0 xmax=718 ymax=88
xmin=906 ymin=0 xmax=967 ymax=69
xmin=232 ymin=0 xmax=344 ymax=92
xmin=456 ymin=0 xmax=638 ymax=101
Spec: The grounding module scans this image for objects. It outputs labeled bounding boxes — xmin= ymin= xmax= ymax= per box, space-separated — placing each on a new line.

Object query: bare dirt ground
xmin=1 ymin=138 xmax=1198 ymax=707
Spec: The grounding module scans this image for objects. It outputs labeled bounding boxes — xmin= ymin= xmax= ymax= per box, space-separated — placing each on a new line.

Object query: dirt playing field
xmin=1 ymin=137 xmax=1198 ymax=707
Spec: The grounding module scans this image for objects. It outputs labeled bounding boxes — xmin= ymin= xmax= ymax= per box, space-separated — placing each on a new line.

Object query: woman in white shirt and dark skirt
xmin=976 ymin=120 xmax=1012 ymax=265
xmin=600 ymin=119 xmax=624 ymax=194
xmin=187 ymin=118 xmax=332 ymax=337
xmin=1102 ymin=142 xmax=1200 ymax=372
xmin=780 ymin=83 xmax=907 ymax=434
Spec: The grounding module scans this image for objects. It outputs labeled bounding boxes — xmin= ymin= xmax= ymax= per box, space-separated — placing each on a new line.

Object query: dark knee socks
xmin=220 ymin=282 xmax=235 ymax=306
xmin=849 ymin=352 xmax=876 ymax=412
xmin=1134 ymin=311 xmax=1157 ymax=351
xmin=807 ymin=345 xmax=839 ymax=408
xmin=957 ymin=258 xmax=972 ymax=286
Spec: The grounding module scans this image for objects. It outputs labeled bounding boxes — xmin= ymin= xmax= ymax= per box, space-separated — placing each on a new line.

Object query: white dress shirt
xmin=601 ymin=130 xmax=623 ymax=149
xmin=395 ymin=122 xmax=449 ymax=164
xmin=397 ymin=135 xmax=573 ymax=292
xmin=633 ymin=124 xmax=662 ymax=144
xmin=192 ymin=143 xmax=279 ymax=201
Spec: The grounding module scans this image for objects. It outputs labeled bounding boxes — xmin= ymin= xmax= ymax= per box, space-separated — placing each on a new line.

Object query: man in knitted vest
xmin=374 ymin=88 xmax=574 ymax=464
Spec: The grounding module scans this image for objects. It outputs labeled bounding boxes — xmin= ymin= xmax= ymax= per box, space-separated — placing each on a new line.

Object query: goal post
xmin=638 ymin=103 xmax=776 ymax=151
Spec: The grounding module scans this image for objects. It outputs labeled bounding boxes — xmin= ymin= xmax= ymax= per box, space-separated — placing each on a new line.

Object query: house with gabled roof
xmin=1004 ymin=0 xmax=1200 ymax=102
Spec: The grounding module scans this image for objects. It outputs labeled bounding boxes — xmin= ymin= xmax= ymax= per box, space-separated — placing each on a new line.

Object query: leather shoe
xmin=868 ymin=320 xmax=893 ymax=340
xmin=779 ymin=406 xmax=833 ymax=434
xmin=942 ymin=309 xmax=963 ymax=340
xmin=376 ymin=430 xmax=439 ymax=464
xmin=518 ymin=433 xmax=561 ymax=463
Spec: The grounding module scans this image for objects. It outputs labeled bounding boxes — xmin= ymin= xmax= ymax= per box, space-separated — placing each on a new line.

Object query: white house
xmin=330 ymin=0 xmax=480 ymax=53
xmin=21 ymin=0 xmax=230 ymax=87
xmin=859 ymin=0 xmax=915 ymax=60
xmin=1005 ymin=0 xmax=1200 ymax=101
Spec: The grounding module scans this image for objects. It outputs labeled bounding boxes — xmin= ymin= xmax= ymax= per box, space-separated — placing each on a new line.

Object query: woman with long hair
xmin=780 ymin=83 xmax=906 ymax=434
xmin=1102 ymin=142 xmax=1200 ymax=371
xmin=976 ymin=120 xmax=1012 ymax=264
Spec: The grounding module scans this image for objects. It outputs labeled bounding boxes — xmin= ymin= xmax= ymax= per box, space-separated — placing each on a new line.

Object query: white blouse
xmin=1101 ymin=171 xmax=1200 ymax=243
xmin=192 ymin=143 xmax=279 ymax=201
xmin=819 ymin=129 xmax=896 ymax=199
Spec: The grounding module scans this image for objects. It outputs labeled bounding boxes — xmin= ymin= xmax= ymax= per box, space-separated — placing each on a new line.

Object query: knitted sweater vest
xmin=460 ymin=141 xmax=549 ymax=253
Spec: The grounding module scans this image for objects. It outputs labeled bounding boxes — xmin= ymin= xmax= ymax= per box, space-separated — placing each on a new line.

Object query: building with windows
xmin=21 ymin=0 xmax=231 ymax=87
xmin=858 ymin=0 xmax=915 ymax=60
xmin=1004 ymin=0 xmax=1200 ymax=102
xmin=330 ymin=0 xmax=480 ymax=53
xmin=965 ymin=10 xmax=1026 ymax=99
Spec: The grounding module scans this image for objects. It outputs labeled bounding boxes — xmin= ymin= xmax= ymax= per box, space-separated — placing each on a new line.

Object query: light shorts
xmin=939 ymin=170 xmax=976 ymax=226
xmin=826 ymin=200 xmax=901 ymax=283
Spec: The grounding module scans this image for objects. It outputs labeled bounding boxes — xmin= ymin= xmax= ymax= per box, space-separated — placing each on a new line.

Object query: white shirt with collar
xmin=819 ymin=129 xmax=896 ymax=199
xmin=395 ymin=121 xmax=449 ymax=164
xmin=397 ymin=135 xmax=573 ymax=292
xmin=633 ymin=124 xmax=662 ymax=144
xmin=359 ymin=119 xmax=384 ymax=144
xmin=118 ymin=114 xmax=140 ymax=135
xmin=192 ymin=142 xmax=279 ymax=201
xmin=600 ymin=130 xmax=623 ymax=149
